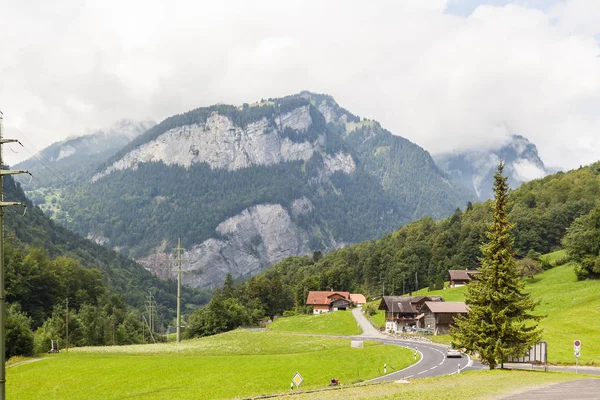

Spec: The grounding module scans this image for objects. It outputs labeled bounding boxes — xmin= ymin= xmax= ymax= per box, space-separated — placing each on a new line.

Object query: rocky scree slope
xmin=58 ymin=92 xmax=473 ymax=288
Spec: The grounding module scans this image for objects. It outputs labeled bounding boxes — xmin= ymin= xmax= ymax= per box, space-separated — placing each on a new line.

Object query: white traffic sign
xmin=575 ymin=351 xmax=580 ymax=357
xmin=292 ymin=372 xmax=303 ymax=388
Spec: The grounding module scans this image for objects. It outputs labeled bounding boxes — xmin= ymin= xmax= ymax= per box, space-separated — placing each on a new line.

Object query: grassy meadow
xmin=267 ymin=310 xmax=362 ymax=335
xmin=418 ymin=252 xmax=600 ymax=365
xmin=289 ymin=369 xmax=597 ymax=400
xmin=8 ymin=330 xmax=415 ymax=400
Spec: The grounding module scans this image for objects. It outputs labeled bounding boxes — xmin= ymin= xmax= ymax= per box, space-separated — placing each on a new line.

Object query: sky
xmin=1 ymin=0 xmax=600 ymax=170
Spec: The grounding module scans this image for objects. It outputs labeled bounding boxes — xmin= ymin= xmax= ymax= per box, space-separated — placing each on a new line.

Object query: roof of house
xmin=448 ymin=270 xmax=480 ymax=281
xmin=422 ymin=301 xmax=469 ymax=314
xmin=306 ymin=291 xmax=350 ymax=305
xmin=378 ymin=296 xmax=445 ymax=313
xmin=349 ymin=293 xmax=366 ymax=304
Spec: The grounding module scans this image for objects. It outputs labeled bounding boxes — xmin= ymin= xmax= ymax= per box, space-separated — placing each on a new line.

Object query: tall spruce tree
xmin=451 ymin=162 xmax=542 ymax=369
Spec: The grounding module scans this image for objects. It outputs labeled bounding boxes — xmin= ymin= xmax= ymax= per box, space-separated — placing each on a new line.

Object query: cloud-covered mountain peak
xmin=435 ymin=134 xmax=548 ymax=200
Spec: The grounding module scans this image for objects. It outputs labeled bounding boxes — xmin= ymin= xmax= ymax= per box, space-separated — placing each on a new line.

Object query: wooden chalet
xmin=306 ymin=291 xmax=356 ymax=314
xmin=421 ymin=301 xmax=468 ymax=335
xmin=448 ymin=269 xmax=480 ymax=287
xmin=378 ymin=296 xmax=444 ymax=333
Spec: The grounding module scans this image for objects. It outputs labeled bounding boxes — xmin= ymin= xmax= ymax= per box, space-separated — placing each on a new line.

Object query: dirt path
xmin=7 ymin=358 xmax=45 ymax=369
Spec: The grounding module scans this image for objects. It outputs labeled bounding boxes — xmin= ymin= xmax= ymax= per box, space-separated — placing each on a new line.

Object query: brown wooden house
xmin=448 ymin=270 xmax=480 ymax=287
xmin=378 ymin=296 xmax=444 ymax=333
xmin=306 ymin=291 xmax=355 ymax=314
xmin=421 ymin=301 xmax=468 ymax=335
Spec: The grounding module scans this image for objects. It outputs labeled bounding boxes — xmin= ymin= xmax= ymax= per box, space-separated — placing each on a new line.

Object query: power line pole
xmin=0 ymin=111 xmax=28 ymax=400
xmin=66 ymin=297 xmax=69 ymax=353
xmin=415 ymin=271 xmax=419 ymax=292
xmin=146 ymin=291 xmax=156 ymax=334
xmin=173 ymin=238 xmax=187 ymax=343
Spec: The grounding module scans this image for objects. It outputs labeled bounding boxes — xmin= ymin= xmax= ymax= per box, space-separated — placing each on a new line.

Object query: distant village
xmin=305 ymin=269 xmax=477 ymax=336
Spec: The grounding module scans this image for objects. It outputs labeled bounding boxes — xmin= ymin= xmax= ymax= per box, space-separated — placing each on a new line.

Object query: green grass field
xmin=289 ymin=369 xmax=597 ymax=400
xmin=418 ymin=254 xmax=600 ymax=365
xmin=268 ymin=311 xmax=362 ymax=335
xmin=8 ymin=330 xmax=415 ymax=399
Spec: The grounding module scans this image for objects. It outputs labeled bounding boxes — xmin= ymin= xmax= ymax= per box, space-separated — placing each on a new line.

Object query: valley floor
xmin=7 ymin=330 xmax=414 ymax=400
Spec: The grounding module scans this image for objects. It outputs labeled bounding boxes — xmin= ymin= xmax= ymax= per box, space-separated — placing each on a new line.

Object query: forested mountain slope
xmin=54 ymin=92 xmax=473 ymax=288
xmin=3 ymin=175 xmax=208 ymax=318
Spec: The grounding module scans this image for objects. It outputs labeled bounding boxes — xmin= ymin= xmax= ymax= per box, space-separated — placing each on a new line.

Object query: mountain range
xmin=17 ymin=92 xmax=551 ymax=289
xmin=23 ymin=92 xmax=477 ymax=288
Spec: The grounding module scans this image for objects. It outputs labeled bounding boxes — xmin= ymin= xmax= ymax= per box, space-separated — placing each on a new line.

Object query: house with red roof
xmin=306 ymin=291 xmax=365 ymax=314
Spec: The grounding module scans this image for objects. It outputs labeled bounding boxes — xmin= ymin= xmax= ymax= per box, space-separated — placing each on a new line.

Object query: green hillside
xmin=421 ymin=257 xmax=600 ymax=365
xmin=8 ymin=330 xmax=415 ymax=399
xmin=268 ymin=311 xmax=362 ymax=336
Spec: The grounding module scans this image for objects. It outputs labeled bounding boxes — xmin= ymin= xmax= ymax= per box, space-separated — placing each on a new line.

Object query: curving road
xmin=349 ymin=308 xmax=477 ymax=380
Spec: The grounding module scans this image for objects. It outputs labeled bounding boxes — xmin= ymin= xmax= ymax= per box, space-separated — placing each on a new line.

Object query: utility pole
xmin=173 ymin=238 xmax=187 ymax=343
xmin=403 ymin=276 xmax=405 ymax=296
xmin=415 ymin=271 xmax=419 ymax=292
xmin=146 ymin=291 xmax=155 ymax=334
xmin=0 ymin=111 xmax=29 ymax=400
xmin=66 ymin=297 xmax=69 ymax=353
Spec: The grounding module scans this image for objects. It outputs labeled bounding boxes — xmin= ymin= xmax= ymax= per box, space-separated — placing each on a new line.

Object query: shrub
xmin=363 ymin=304 xmax=377 ymax=317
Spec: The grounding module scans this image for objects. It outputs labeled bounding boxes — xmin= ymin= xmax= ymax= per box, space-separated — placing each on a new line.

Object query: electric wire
xmin=2 ymin=115 xmax=72 ymax=186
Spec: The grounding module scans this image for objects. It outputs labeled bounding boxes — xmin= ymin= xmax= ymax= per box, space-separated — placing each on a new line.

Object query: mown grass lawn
xmin=288 ymin=369 xmax=596 ymax=400
xmin=416 ymin=253 xmax=600 ymax=365
xmin=268 ymin=310 xmax=362 ymax=335
xmin=8 ymin=331 xmax=415 ymax=400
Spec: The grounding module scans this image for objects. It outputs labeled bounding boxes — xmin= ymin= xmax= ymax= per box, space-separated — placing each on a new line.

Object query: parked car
xmin=446 ymin=348 xmax=462 ymax=358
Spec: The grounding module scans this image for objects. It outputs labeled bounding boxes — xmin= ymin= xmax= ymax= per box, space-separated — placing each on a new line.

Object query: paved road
xmin=502 ymin=379 xmax=600 ymax=399
xmin=350 ymin=308 xmax=474 ymax=381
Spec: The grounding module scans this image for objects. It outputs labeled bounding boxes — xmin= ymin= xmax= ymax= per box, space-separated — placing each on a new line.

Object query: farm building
xmin=421 ymin=301 xmax=469 ymax=335
xmin=448 ymin=269 xmax=480 ymax=287
xmin=378 ymin=296 xmax=444 ymax=333
xmin=349 ymin=293 xmax=367 ymax=307
xmin=306 ymin=291 xmax=364 ymax=314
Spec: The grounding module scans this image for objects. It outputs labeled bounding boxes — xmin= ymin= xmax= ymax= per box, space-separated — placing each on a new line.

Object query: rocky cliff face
xmin=139 ymin=202 xmax=312 ymax=287
xmin=93 ymin=107 xmax=323 ymax=181
xmin=434 ymin=135 xmax=548 ymax=200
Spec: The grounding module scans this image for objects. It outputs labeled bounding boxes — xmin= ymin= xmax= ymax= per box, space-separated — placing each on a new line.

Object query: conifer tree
xmin=451 ymin=162 xmax=542 ymax=369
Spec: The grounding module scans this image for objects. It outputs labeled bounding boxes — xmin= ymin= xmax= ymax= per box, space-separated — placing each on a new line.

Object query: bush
xmin=6 ymin=305 xmax=34 ymax=358
xmin=553 ymin=256 xmax=571 ymax=267
xmin=363 ymin=304 xmax=377 ymax=317
xmin=540 ymin=258 xmax=553 ymax=270
xmin=282 ymin=310 xmax=296 ymax=317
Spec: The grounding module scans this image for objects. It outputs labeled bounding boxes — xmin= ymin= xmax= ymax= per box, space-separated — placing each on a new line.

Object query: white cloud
xmin=1 ymin=0 xmax=600 ymax=171
xmin=513 ymin=159 xmax=547 ymax=181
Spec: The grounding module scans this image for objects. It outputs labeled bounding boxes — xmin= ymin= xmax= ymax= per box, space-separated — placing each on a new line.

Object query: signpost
xmin=292 ymin=372 xmax=303 ymax=389
xmin=574 ymin=340 xmax=581 ymax=374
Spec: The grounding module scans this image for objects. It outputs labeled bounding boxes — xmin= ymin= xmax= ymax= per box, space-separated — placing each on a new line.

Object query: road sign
xmin=574 ymin=340 xmax=581 ymax=347
xmin=292 ymin=372 xmax=303 ymax=388
xmin=575 ymin=351 xmax=580 ymax=357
